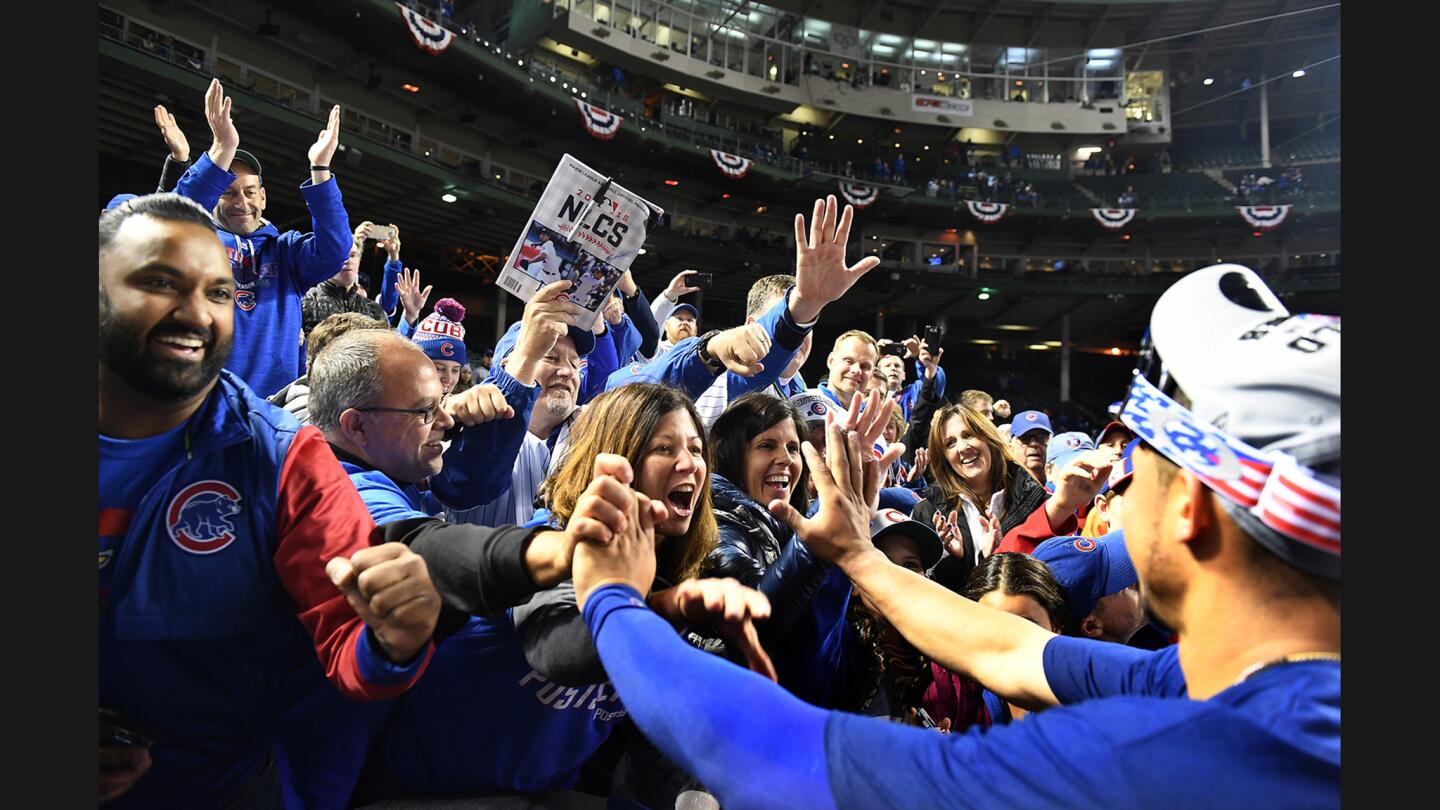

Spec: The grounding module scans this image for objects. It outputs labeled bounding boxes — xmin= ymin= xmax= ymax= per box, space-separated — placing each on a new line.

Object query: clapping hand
xmin=153 ymin=104 xmax=190 ymax=162
xmin=202 ymin=78 xmax=239 ymax=169
xmin=308 ymin=105 xmax=342 ymax=181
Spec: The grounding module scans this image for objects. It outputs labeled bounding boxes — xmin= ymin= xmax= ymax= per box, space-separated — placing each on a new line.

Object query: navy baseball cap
xmin=1033 ymin=530 xmax=1138 ymax=622
xmin=1010 ymin=410 xmax=1053 ymax=438
xmin=492 ymin=318 xmax=596 ymax=368
xmin=231 ymin=149 xmax=263 ymax=178
xmin=671 ymin=303 xmax=699 ymax=319
xmin=870 ymin=507 xmax=943 ymax=571
xmin=1047 ymin=431 xmax=1096 ymax=470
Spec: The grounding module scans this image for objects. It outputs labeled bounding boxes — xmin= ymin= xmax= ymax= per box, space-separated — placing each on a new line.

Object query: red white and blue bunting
xmin=710 ymin=149 xmax=752 ymax=179
xmin=1091 ymin=208 xmax=1137 ymax=230
xmin=1236 ymin=205 xmax=1292 ymax=231
xmin=838 ymin=182 xmax=879 ymax=209
xmin=396 ymin=3 xmax=454 ymax=56
xmin=574 ymin=99 xmax=623 ymax=140
xmin=965 ymin=200 xmax=1009 ymax=224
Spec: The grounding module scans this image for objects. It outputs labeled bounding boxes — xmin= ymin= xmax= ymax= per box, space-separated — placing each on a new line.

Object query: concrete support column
xmin=1260 ymin=81 xmax=1271 ymax=169
xmin=1060 ymin=313 xmax=1072 ymax=403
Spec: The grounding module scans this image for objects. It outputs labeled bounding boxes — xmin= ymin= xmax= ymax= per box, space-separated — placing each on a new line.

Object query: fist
xmin=444 ymin=384 xmax=513 ymax=426
xmin=708 ymin=323 xmax=771 ymax=377
xmin=326 ymin=543 xmax=439 ymax=663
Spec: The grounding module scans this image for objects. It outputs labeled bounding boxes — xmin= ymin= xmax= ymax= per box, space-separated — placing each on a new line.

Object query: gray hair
xmin=309 ymin=330 xmax=422 ymax=433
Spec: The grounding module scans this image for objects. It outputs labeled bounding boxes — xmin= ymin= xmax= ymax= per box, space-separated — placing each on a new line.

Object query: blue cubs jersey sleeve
xmin=1043 ymin=634 xmax=1188 ymax=704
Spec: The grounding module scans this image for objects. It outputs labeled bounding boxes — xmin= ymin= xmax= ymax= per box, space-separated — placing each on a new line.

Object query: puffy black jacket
xmin=702 ymin=474 xmax=832 ymax=644
xmin=912 ymin=460 xmax=1050 ymax=593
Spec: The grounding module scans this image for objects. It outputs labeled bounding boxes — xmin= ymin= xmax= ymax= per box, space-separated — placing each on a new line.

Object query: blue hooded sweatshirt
xmin=176 ymin=153 xmax=352 ymax=397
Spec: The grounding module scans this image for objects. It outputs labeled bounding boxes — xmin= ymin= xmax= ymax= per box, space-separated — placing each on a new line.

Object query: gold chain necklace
xmin=1235 ymin=651 xmax=1341 ymax=686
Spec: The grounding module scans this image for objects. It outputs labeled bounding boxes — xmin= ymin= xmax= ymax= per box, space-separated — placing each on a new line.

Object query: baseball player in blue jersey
xmin=567 ymin=263 xmax=1340 ymax=809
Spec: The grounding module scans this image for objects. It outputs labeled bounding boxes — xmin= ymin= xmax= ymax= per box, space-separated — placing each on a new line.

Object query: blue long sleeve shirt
xmin=175 ymin=153 xmax=353 ymax=397
xmin=605 ymin=294 xmax=811 ymax=401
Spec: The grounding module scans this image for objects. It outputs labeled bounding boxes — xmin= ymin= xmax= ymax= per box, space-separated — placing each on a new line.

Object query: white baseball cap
xmin=1128 ymin=263 xmax=1340 ymax=578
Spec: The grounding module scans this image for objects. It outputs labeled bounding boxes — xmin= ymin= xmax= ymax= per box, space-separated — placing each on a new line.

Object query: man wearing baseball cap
xmin=1044 ymin=431 xmax=1097 ymax=493
xmin=1095 ymin=420 xmax=1136 ymax=454
xmin=1033 ymin=531 xmax=1146 ymax=644
xmin=566 ymin=263 xmax=1339 ymax=808
xmin=172 ymin=80 xmax=353 ymax=397
xmin=1008 ymin=409 xmax=1053 ymax=484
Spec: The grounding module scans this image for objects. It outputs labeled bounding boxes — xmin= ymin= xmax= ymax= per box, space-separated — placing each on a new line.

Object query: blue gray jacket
xmin=176 ymin=153 xmax=352 ymax=397
xmin=603 ymin=293 xmax=811 ymax=400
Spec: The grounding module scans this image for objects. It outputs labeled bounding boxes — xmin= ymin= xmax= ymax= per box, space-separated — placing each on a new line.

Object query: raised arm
xmin=281 ymin=105 xmax=352 ymax=288
xmin=770 ymin=390 xmax=1061 ymax=710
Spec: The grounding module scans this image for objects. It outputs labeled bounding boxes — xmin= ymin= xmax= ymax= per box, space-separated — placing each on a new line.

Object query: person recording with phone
xmin=876 ymin=331 xmax=948 ymax=422
xmin=301 ymin=220 xmax=402 ymax=336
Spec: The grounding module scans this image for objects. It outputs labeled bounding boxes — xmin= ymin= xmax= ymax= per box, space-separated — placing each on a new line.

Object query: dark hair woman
xmin=702 ymin=392 xmax=848 ymax=705
xmin=921 ymin=552 xmax=1069 ymax=732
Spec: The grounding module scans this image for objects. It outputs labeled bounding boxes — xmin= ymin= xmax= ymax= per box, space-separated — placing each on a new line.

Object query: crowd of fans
xmin=98 ymin=78 xmax=1339 ymax=809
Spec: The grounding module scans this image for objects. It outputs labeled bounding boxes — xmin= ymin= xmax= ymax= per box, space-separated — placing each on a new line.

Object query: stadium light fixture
xmin=401 ymin=83 xmax=420 ymax=93
xmin=580 ymin=91 xmax=587 ymax=98
xmin=441 ymin=193 xmax=457 ymax=203
xmin=857 ymin=138 xmax=864 ymax=144
xmin=1028 ymin=344 xmax=1050 ymax=351
xmin=1110 ymin=347 xmax=1122 ymax=355
xmin=550 ymin=76 xmax=557 ymax=83
xmin=722 ymin=193 xmax=732 ymax=199
xmin=828 ymin=134 xmax=835 ymax=140
xmin=664 ymin=179 xmax=680 ymax=186
xmin=1203 ymin=77 xmax=1214 ymax=85
xmin=977 ymin=292 xmax=991 ymax=301
xmin=638 ymin=248 xmax=647 ymax=255
xmin=1292 ymin=69 xmax=1306 ymax=78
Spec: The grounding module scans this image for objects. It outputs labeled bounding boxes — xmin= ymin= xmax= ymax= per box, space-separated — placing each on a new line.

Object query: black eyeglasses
xmin=353 ymin=401 xmax=444 ymax=425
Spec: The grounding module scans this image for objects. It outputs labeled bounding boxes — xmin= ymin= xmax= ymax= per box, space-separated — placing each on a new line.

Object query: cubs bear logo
xmin=167 ymin=480 xmax=243 ymax=554
xmin=1026 ymin=412 xmax=1039 ymax=421
xmin=235 ymin=290 xmax=257 ymax=311
xmin=1073 ymin=538 xmax=1097 ymax=552
xmin=809 ymin=402 xmax=827 ymax=416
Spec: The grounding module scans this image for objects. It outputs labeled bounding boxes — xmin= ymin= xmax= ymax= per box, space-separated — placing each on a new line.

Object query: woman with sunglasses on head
xmin=703 ymin=393 xmax=857 ymax=704
xmin=914 ymin=404 xmax=1113 ymax=593
xmin=360 ymin=383 xmax=773 ymax=803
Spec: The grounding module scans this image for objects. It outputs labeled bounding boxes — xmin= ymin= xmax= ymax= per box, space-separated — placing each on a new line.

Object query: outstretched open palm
xmin=789 ymin=195 xmax=881 ymax=323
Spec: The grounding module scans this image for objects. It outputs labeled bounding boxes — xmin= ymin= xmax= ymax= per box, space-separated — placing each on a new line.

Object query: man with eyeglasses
xmin=1008 ymin=409 xmax=1053 ymax=486
xmin=292 ymin=291 xmax=617 ymax=808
